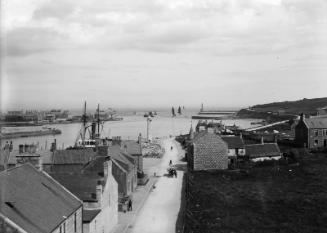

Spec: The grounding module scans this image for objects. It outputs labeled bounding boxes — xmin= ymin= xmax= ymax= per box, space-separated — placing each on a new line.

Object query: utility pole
xmin=146 ymin=116 xmax=152 ymax=142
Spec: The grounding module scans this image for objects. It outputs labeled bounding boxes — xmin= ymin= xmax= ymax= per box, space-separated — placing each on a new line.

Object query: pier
xmin=198 ymin=111 xmax=236 ymax=115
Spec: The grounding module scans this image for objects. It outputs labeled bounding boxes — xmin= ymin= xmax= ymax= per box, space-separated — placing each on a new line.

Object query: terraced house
xmin=0 ymin=164 xmax=83 ymax=233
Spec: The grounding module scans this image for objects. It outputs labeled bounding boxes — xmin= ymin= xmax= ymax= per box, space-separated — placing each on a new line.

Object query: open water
xmin=1 ymin=111 xmax=258 ymax=149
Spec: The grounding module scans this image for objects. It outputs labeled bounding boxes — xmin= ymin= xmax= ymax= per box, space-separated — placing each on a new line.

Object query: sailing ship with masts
xmin=71 ymin=102 xmax=107 ymax=149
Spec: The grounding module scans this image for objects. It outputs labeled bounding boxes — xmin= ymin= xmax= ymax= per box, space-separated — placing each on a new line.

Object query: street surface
xmin=127 ymin=138 xmax=185 ymax=233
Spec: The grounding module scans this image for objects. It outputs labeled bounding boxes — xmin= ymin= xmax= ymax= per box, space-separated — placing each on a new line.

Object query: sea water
xmin=0 ymin=112 xmax=258 ymax=149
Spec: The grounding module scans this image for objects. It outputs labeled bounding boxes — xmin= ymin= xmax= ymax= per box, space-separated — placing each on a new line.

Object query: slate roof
xmin=7 ymin=150 xmax=52 ymax=165
xmin=245 ymin=143 xmax=281 ymax=158
xmin=109 ymin=146 xmax=135 ymax=172
xmin=49 ymin=173 xmax=101 ymax=202
xmin=193 ymin=131 xmax=228 ymax=153
xmin=82 ymin=156 xmax=107 ymax=174
xmin=83 ymin=209 xmax=101 ymax=223
xmin=221 ymin=136 xmax=245 ymax=149
xmin=304 ymin=118 xmax=327 ymax=129
xmin=7 ymin=148 xmax=95 ymax=166
xmin=193 ymin=131 xmax=225 ymax=143
xmin=53 ymin=149 xmax=96 ymax=164
xmin=0 ymin=164 xmax=82 ymax=233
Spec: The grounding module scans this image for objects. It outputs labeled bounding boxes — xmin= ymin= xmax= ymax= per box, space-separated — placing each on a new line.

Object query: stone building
xmin=109 ymin=145 xmax=138 ymax=197
xmin=0 ymin=164 xmax=83 ymax=233
xmin=6 ymin=145 xmax=96 ymax=173
xmin=245 ymin=143 xmax=282 ymax=162
xmin=121 ymin=139 xmax=143 ymax=173
xmin=221 ymin=135 xmax=245 ymax=167
xmin=188 ymin=131 xmax=228 ymax=171
xmin=295 ymin=114 xmax=327 ymax=149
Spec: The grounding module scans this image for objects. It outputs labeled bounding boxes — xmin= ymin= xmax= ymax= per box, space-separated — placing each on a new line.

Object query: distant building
xmin=295 ymin=114 xmax=327 ymax=149
xmin=6 ymin=145 xmax=97 ymax=173
xmin=195 ymin=121 xmax=224 ymax=134
xmin=188 ymin=131 xmax=228 ymax=171
xmin=221 ymin=135 xmax=245 ymax=167
xmin=317 ymin=106 xmax=327 ymax=116
xmin=5 ymin=111 xmax=24 ymax=122
xmin=109 ymin=145 xmax=138 ymax=197
xmin=245 ymin=143 xmax=282 ymax=162
xmin=121 ymin=139 xmax=143 ymax=172
xmin=0 ymin=164 xmax=83 ymax=233
xmin=44 ymin=113 xmax=56 ymax=122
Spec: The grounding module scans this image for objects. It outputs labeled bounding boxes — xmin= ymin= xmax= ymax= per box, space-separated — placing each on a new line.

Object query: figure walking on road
xmin=169 ymin=160 xmax=172 ymax=166
xmin=128 ymin=199 xmax=133 ymax=211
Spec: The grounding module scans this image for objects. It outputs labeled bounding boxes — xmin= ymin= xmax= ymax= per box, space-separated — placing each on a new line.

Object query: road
xmin=127 ymin=138 xmax=185 ymax=233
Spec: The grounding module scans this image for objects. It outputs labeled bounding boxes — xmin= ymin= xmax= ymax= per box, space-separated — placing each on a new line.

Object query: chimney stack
xmin=96 ymin=180 xmax=103 ymax=206
xmin=50 ymin=139 xmax=57 ymax=152
xmin=138 ymin=133 xmax=142 ymax=144
xmin=19 ymin=144 xmax=24 ymax=154
xmin=38 ymin=156 xmax=43 ymax=171
xmin=103 ymin=157 xmax=112 ymax=179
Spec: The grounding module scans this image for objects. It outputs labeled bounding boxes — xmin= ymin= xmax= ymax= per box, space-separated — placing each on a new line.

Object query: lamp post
xmin=146 ymin=116 xmax=152 ymax=142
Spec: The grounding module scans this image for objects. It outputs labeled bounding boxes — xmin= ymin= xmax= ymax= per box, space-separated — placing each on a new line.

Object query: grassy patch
xmin=184 ymin=154 xmax=327 ymax=233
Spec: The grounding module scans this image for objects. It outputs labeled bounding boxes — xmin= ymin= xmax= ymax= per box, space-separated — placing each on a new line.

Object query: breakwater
xmin=0 ymin=129 xmax=61 ymax=139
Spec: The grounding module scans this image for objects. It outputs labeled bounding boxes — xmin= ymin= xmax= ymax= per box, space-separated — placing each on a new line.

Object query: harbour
xmin=0 ymin=112 xmax=256 ymax=149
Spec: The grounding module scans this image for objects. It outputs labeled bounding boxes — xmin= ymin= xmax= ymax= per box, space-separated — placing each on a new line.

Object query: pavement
xmin=111 ymin=138 xmax=185 ymax=233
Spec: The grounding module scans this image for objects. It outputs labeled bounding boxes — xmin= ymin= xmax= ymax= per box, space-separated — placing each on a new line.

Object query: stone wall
xmin=193 ymin=133 xmax=228 ymax=170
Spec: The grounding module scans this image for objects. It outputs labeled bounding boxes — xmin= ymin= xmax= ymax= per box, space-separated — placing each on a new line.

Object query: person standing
xmin=128 ymin=199 xmax=133 ymax=211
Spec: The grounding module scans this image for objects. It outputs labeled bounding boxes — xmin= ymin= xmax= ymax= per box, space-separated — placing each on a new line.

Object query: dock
xmin=0 ymin=128 xmax=61 ymax=139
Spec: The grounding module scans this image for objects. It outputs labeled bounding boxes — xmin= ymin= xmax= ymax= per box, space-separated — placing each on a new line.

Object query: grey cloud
xmin=33 ymin=0 xmax=75 ymax=19
xmin=5 ymin=27 xmax=67 ymax=56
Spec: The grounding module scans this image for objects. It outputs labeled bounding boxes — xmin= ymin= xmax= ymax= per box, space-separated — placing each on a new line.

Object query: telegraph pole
xmin=146 ymin=116 xmax=152 ymax=142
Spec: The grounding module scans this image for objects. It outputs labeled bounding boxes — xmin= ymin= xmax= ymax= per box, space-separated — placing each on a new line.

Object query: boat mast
xmin=82 ymin=101 xmax=87 ymax=148
xmin=97 ymin=103 xmax=100 ymax=138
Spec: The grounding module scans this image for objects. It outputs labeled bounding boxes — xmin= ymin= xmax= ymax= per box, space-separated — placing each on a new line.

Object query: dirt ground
xmin=184 ymin=154 xmax=327 ymax=233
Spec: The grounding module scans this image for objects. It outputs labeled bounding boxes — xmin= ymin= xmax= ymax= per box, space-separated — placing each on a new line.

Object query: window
xmin=314 ymin=130 xmax=319 ymax=137
xmin=63 ymin=223 xmax=66 ymax=233
xmin=60 ymin=226 xmax=62 ymax=233
xmin=314 ymin=140 xmax=319 ymax=146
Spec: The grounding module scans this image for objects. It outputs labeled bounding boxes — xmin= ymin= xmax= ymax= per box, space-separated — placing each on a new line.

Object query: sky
xmin=1 ymin=0 xmax=327 ymax=111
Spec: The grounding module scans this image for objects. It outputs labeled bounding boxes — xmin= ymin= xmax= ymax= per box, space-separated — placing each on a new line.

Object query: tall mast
xmin=82 ymin=101 xmax=87 ymax=147
xmin=97 ymin=103 xmax=100 ymax=138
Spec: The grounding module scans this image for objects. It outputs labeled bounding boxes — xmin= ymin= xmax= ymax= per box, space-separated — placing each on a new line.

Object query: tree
xmin=172 ymin=107 xmax=175 ymax=117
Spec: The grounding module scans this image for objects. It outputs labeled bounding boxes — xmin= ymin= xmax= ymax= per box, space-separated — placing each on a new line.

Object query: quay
xmin=198 ymin=111 xmax=236 ymax=115
xmin=0 ymin=128 xmax=61 ymax=139
xmin=192 ymin=115 xmax=233 ymax=120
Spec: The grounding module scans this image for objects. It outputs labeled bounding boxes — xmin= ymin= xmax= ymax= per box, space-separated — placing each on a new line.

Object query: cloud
xmin=3 ymin=0 xmax=327 ymax=56
xmin=4 ymin=27 xmax=70 ymax=56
